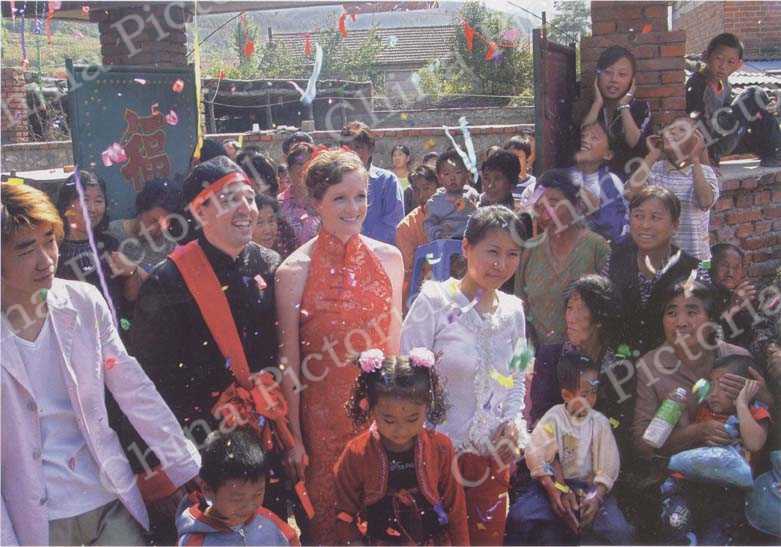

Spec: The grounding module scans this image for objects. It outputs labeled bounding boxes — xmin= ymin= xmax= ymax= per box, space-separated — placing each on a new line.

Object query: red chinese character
xmin=120 ymin=108 xmax=171 ymax=192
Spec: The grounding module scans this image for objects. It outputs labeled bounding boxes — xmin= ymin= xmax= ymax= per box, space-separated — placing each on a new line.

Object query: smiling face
xmin=705 ymin=45 xmax=742 ymax=82
xmin=206 ymin=478 xmax=265 ymax=527
xmin=252 ymin=205 xmax=279 ymax=250
xmin=630 ymin=197 xmax=678 ymax=252
xmin=1 ymin=222 xmax=58 ymax=297
xmin=197 ymin=182 xmax=258 ymax=256
xmin=713 ymin=248 xmax=745 ymax=290
xmin=481 ymin=168 xmax=513 ymax=205
xmin=314 ymin=170 xmax=368 ymax=239
xmin=597 ymin=56 xmax=634 ymax=100
xmin=662 ymin=294 xmax=712 ymax=351
xmin=437 ymin=160 xmax=469 ymax=193
xmin=462 ymin=228 xmax=522 ymax=291
xmin=575 ymin=124 xmax=612 ymax=165
xmin=66 ymin=184 xmax=106 ymax=236
xmin=373 ymin=396 xmax=427 ymax=453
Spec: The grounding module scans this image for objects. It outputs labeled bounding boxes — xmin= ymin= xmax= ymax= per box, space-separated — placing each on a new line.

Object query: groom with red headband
xmin=128 ymin=156 xmax=289 ymax=538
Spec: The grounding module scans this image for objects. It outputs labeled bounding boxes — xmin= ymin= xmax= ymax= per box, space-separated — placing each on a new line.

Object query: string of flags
xmin=461 ymin=19 xmax=524 ymax=62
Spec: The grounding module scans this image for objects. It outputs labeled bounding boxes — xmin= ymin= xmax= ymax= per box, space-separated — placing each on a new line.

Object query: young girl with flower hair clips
xmin=333 ymin=348 xmax=469 ymax=546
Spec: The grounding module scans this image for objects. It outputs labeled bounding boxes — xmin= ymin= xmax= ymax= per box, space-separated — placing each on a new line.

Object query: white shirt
xmin=525 ymin=404 xmax=620 ymax=491
xmin=649 ymin=160 xmax=719 ymax=261
xmin=401 ymin=279 xmax=529 ymax=455
xmin=10 ymin=315 xmax=116 ymax=520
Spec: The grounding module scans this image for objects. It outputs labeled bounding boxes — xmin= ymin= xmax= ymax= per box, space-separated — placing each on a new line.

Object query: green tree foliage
xmin=415 ymin=1 xmax=533 ymax=103
xmin=548 ymin=0 xmax=591 ymax=44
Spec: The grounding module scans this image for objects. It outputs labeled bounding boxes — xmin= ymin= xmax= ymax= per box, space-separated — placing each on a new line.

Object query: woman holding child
xmin=275 ymin=149 xmax=403 ymax=545
xmin=401 ymin=205 xmax=529 ymax=545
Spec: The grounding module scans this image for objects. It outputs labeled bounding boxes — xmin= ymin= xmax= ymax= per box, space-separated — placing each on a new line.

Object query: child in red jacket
xmin=334 ymin=348 xmax=470 ymax=545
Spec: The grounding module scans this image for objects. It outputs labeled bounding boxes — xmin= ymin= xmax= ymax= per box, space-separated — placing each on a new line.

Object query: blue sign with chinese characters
xmin=67 ymin=60 xmax=197 ymax=219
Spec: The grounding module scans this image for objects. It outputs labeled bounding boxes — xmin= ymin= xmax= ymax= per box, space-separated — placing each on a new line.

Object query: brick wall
xmin=581 ymin=1 xmax=686 ymax=128
xmin=1 ymin=68 xmax=29 ymax=144
xmin=710 ymin=169 xmax=781 ymax=280
xmin=91 ymin=3 xmax=190 ymax=67
xmin=673 ymin=1 xmax=781 ymax=59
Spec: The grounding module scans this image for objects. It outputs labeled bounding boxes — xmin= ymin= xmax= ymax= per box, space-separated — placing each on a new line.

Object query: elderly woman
xmin=402 ymin=206 xmax=529 ymax=546
xmin=608 ymin=185 xmax=710 ymax=356
xmin=527 ymin=275 xmax=629 ymax=433
xmin=515 ymin=169 xmax=610 ymax=346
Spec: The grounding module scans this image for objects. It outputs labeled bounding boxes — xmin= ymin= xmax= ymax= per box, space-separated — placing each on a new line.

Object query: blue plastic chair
xmin=407 ymin=239 xmax=463 ymax=310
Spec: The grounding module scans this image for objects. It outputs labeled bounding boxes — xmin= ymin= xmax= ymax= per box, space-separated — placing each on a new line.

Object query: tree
xmin=548 ymin=0 xmax=591 ymax=44
xmin=416 ymin=1 xmax=533 ymax=102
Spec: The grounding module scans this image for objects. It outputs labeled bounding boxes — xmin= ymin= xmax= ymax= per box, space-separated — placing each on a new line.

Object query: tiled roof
xmin=270 ymin=25 xmax=456 ymax=68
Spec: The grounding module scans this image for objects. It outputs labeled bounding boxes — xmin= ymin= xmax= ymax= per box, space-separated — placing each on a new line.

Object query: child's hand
xmin=579 ymin=487 xmax=605 ymax=528
xmin=543 ymin=481 xmax=580 ymax=534
xmin=619 ymin=78 xmax=636 ymax=107
xmin=491 ymin=421 xmax=520 ymax=465
xmin=645 ymin=134 xmax=663 ymax=158
xmin=737 ymin=379 xmax=760 ymax=409
xmin=690 ymin=129 xmax=707 ymax=163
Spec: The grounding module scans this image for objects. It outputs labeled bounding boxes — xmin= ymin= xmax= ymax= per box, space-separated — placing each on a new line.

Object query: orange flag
xmin=304 ymin=33 xmax=312 ymax=56
xmin=463 ymin=20 xmax=475 ymax=51
xmin=244 ymin=39 xmax=255 ymax=58
xmin=484 ymin=41 xmax=498 ymax=60
xmin=338 ymin=12 xmax=348 ymax=37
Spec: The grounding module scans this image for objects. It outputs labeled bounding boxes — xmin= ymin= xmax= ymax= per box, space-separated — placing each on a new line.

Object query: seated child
xmin=686 ymin=33 xmax=781 ymax=167
xmin=506 ymin=353 xmax=634 ymax=546
xmin=480 ymin=149 xmax=520 ymax=209
xmin=176 ymin=427 xmax=299 ymax=546
xmin=627 ymin=116 xmax=719 ymax=261
xmin=424 ymin=150 xmax=480 ymax=240
xmin=571 ymin=122 xmax=629 ymax=243
xmin=659 ymin=354 xmax=771 ymax=545
xmin=711 ymin=243 xmax=777 ymax=359
xmin=334 ymin=349 xmax=469 ymax=546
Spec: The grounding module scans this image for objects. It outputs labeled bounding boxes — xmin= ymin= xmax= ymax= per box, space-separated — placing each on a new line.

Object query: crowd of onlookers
xmin=2 ymin=31 xmax=780 ymax=546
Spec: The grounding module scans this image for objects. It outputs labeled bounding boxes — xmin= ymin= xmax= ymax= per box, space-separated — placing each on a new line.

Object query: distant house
xmin=269 ymin=25 xmax=457 ymax=104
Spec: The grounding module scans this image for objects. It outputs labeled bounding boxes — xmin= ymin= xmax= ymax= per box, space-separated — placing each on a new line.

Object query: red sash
xmin=170 ymin=240 xmax=253 ymax=389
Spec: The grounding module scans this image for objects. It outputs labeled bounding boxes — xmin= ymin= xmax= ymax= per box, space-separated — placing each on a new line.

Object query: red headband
xmin=189 ymin=171 xmax=252 ymax=210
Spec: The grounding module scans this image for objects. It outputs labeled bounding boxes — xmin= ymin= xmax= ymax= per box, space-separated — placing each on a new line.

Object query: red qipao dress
xmin=298 ymin=230 xmax=393 ymax=544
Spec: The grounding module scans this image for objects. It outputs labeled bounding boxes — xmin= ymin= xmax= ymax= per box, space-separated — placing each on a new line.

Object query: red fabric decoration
xmin=243 ymin=39 xmax=255 ymax=58
xmin=304 ymin=33 xmax=312 ymax=56
xmin=484 ymin=41 xmax=498 ymax=61
xmin=463 ymin=20 xmax=475 ymax=51
xmin=338 ymin=12 xmax=348 ymax=37
xmin=45 ymin=2 xmax=56 ymax=44
xmin=641 ymin=23 xmax=653 ymax=34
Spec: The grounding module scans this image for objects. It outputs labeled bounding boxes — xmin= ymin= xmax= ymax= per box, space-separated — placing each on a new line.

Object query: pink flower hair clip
xmin=358 ymin=349 xmax=385 ymax=373
xmin=408 ymin=347 xmax=435 ymax=368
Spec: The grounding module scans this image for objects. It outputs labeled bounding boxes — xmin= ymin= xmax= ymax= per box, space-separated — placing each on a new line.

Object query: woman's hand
xmin=697 ymin=420 xmax=732 ymax=446
xmin=592 ymin=76 xmax=604 ymax=109
xmin=619 ymin=78 xmax=636 ymax=107
xmin=736 ymin=379 xmax=760 ymax=409
xmin=491 ymin=421 xmax=520 ymax=465
xmin=286 ymin=438 xmax=310 ymax=483
xmin=645 ymin=134 xmax=663 ymax=160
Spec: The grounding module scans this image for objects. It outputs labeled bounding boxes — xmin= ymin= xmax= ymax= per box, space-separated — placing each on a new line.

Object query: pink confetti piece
xmin=133 ymin=78 xmax=147 ymax=85
xmin=105 ymin=356 xmax=118 ymax=370
xmin=254 ymin=274 xmax=267 ymax=290
xmin=81 ymin=5 xmax=89 ymax=14
xmin=101 ymin=143 xmax=127 ymax=167
xmin=171 ymin=79 xmax=184 ymax=93
xmin=164 ymin=110 xmax=178 ymax=126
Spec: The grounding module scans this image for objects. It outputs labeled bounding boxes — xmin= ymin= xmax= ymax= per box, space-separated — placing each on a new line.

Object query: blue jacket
xmin=362 ymin=165 xmax=405 ymax=245
xmin=176 ymin=499 xmax=299 ymax=546
xmin=571 ymin=166 xmax=629 ymax=244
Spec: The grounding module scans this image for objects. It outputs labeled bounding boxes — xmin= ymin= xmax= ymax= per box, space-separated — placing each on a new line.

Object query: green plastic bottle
xmin=642 ymin=387 xmax=689 ymax=449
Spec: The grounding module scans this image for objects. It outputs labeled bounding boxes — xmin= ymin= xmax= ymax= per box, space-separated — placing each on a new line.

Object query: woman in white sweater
xmin=401 ymin=205 xmax=529 ymax=545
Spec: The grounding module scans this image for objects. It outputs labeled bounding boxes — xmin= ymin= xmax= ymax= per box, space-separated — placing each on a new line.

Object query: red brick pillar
xmin=580 ymin=1 xmax=686 ymax=128
xmin=91 ymin=3 xmax=190 ymax=67
xmin=1 ymin=67 xmax=30 ymax=144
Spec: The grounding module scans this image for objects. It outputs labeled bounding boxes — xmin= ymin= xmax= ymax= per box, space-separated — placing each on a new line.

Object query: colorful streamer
xmin=73 ymin=168 xmax=118 ymax=326
xmin=289 ymin=43 xmax=323 ymax=106
xmin=458 ymin=116 xmax=479 ymax=183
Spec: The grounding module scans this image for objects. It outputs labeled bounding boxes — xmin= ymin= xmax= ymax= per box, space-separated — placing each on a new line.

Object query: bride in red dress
xmin=275 ymin=149 xmax=403 ymax=544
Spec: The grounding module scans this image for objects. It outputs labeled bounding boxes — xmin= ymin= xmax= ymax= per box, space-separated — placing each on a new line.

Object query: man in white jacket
xmin=1 ymin=182 xmax=201 ymax=545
